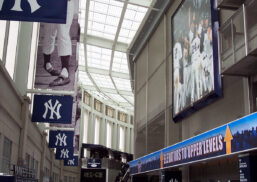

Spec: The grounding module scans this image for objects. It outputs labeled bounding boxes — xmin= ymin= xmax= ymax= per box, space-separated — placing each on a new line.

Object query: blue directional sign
xmin=56 ymin=147 xmax=74 ymax=160
xmin=49 ymin=130 xmax=74 ymax=148
xmin=32 ymin=95 xmax=73 ymax=124
xmin=130 ymin=112 xmax=257 ymax=175
xmin=0 ymin=0 xmax=68 ymax=23
xmin=64 ymin=156 xmax=79 ymax=166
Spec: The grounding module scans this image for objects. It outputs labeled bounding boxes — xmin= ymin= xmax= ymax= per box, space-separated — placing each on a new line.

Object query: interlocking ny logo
xmin=43 ymin=99 xmax=62 ymax=120
xmin=55 ymin=133 xmax=67 ymax=147
xmin=0 ymin=0 xmax=41 ymax=13
xmin=68 ymin=159 xmax=75 ymax=165
xmin=60 ymin=149 xmax=69 ymax=159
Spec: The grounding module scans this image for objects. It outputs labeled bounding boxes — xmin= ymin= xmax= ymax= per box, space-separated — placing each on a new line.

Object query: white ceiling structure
xmin=78 ymin=0 xmax=156 ymax=114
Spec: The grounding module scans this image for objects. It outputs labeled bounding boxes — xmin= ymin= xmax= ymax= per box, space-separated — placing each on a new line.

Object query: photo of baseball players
xmin=173 ymin=0 xmax=214 ymax=115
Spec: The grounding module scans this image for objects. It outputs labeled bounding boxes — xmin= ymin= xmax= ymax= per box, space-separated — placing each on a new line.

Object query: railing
xmin=219 ymin=0 xmax=257 ymax=74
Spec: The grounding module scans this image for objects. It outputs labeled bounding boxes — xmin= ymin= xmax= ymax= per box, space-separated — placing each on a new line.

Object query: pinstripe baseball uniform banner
xmin=34 ymin=0 xmax=79 ymax=91
xmin=0 ymin=0 xmax=68 ymax=23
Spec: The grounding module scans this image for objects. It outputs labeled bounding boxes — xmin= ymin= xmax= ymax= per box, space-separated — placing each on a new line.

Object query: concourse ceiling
xmin=78 ymin=0 xmax=156 ymax=114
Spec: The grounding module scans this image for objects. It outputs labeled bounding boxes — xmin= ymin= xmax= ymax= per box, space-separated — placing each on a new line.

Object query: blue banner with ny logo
xmin=0 ymin=0 xmax=68 ymax=23
xmin=49 ymin=130 xmax=74 ymax=148
xmin=32 ymin=95 xmax=73 ymax=124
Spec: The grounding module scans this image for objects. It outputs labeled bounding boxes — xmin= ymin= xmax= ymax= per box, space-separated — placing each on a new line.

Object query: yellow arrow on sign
xmin=224 ymin=125 xmax=233 ymax=154
xmin=160 ymin=152 xmax=164 ymax=169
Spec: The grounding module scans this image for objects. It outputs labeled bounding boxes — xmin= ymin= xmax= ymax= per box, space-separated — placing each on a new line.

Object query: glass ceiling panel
xmin=112 ymin=51 xmax=128 ymax=73
xmin=90 ymin=90 xmax=109 ymax=100
xmin=90 ymin=73 xmax=115 ymax=89
xmin=118 ymin=4 xmax=147 ymax=44
xmin=113 ymin=77 xmax=131 ymax=91
xmin=87 ymin=0 xmax=124 ymax=40
xmin=123 ymin=95 xmax=134 ymax=104
xmin=79 ymin=71 xmax=94 ymax=86
xmin=106 ymin=93 xmax=127 ymax=103
xmin=87 ymin=45 xmax=111 ymax=70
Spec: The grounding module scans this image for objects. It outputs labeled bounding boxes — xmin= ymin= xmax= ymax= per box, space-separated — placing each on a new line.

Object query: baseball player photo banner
xmin=55 ymin=147 xmax=74 ymax=160
xmin=64 ymin=156 xmax=79 ymax=166
xmin=32 ymin=95 xmax=73 ymax=124
xmin=49 ymin=130 xmax=74 ymax=148
xmin=0 ymin=0 xmax=68 ymax=23
xmin=172 ymin=0 xmax=222 ymax=121
xmin=34 ymin=0 xmax=80 ymax=91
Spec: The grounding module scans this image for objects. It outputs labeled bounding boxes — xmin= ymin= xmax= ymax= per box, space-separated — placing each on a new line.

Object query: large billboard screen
xmin=172 ymin=0 xmax=222 ymax=121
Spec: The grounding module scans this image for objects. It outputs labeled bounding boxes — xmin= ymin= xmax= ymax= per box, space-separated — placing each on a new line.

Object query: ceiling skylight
xmin=112 ymin=51 xmax=128 ymax=73
xmin=118 ymin=4 xmax=147 ymax=44
xmin=87 ymin=45 xmax=111 ymax=70
xmin=90 ymin=73 xmax=115 ymax=89
xmin=87 ymin=0 xmax=124 ymax=40
xmin=78 ymin=0 xmax=154 ymax=113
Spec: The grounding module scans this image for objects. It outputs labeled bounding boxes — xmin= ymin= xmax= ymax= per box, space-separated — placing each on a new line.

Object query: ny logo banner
xmin=56 ymin=148 xmax=74 ymax=160
xmin=49 ymin=130 xmax=74 ymax=148
xmin=0 ymin=0 xmax=68 ymax=23
xmin=32 ymin=95 xmax=73 ymax=124
xmin=64 ymin=156 xmax=78 ymax=166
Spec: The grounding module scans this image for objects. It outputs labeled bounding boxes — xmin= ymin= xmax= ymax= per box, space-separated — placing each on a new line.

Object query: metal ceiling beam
xmin=85 ymin=35 xmax=128 ymax=52
xmin=115 ymin=0 xmax=160 ymax=11
xmin=80 ymin=85 xmax=134 ymax=96
xmin=79 ymin=66 xmax=130 ymax=79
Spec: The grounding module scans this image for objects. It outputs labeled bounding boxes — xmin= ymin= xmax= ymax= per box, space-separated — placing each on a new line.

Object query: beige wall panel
xmin=135 ymin=47 xmax=148 ymax=92
xmin=147 ymin=63 xmax=166 ymax=121
xmin=148 ymin=19 xmax=165 ymax=77
xmin=135 ymin=85 xmax=147 ymax=129
xmin=0 ymin=68 xmax=22 ymax=126
xmin=182 ymin=76 xmax=246 ymax=140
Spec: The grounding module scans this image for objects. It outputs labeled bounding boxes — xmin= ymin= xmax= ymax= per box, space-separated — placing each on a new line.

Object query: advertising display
xmin=87 ymin=159 xmax=102 ymax=168
xmin=32 ymin=95 xmax=73 ymax=124
xmin=34 ymin=0 xmax=79 ymax=91
xmin=172 ymin=0 xmax=221 ymax=121
xmin=49 ymin=130 xmax=74 ymax=148
xmin=130 ymin=112 xmax=257 ymax=175
xmin=0 ymin=0 xmax=68 ymax=23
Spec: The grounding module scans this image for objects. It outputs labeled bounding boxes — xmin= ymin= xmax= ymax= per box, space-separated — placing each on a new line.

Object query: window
xmin=1 ymin=137 xmax=12 ymax=174
xmin=64 ymin=176 xmax=68 ymax=182
xmin=34 ymin=160 xmax=39 ymax=177
xmin=5 ymin=21 xmax=20 ymax=79
xmin=94 ymin=99 xmax=102 ymax=112
xmin=69 ymin=176 xmax=72 ymax=182
xmin=30 ymin=157 xmax=34 ymax=169
xmin=25 ymin=153 xmax=30 ymax=168
xmin=94 ymin=116 xmax=100 ymax=144
xmin=119 ymin=126 xmax=125 ymax=152
xmin=106 ymin=121 xmax=112 ymax=148
xmin=106 ymin=106 xmax=114 ymax=118
xmin=0 ymin=21 xmax=7 ymax=61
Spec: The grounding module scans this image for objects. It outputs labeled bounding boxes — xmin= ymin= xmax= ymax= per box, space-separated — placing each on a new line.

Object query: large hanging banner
xmin=32 ymin=95 xmax=73 ymax=124
xmin=130 ymin=112 xmax=257 ymax=175
xmin=172 ymin=0 xmax=222 ymax=121
xmin=64 ymin=156 xmax=79 ymax=166
xmin=49 ymin=130 xmax=74 ymax=148
xmin=34 ymin=0 xmax=80 ymax=91
xmin=0 ymin=0 xmax=68 ymax=23
xmin=55 ymin=147 xmax=74 ymax=160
